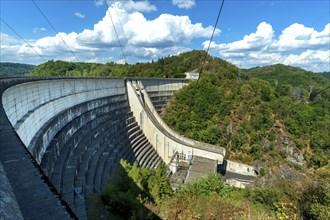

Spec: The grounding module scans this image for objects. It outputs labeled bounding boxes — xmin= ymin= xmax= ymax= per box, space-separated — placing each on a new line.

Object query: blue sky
xmin=1 ymin=0 xmax=329 ymax=72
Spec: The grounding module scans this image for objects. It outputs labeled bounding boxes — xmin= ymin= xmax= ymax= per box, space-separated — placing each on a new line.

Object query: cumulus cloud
xmin=0 ymin=33 xmax=22 ymax=45
xmin=0 ymin=1 xmax=215 ymax=64
xmin=172 ymin=0 xmax=196 ymax=9
xmin=75 ymin=12 xmax=85 ymax=18
xmin=205 ymin=22 xmax=330 ymax=71
xmin=273 ymin=23 xmax=330 ymax=51
xmin=72 ymin=1 xmax=215 ymax=56
xmin=120 ymin=0 xmax=156 ymax=12
xmin=204 ymin=22 xmax=274 ymax=54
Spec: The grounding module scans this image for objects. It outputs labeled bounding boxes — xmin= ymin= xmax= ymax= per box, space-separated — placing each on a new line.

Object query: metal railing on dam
xmin=0 ymin=76 xmax=227 ymax=219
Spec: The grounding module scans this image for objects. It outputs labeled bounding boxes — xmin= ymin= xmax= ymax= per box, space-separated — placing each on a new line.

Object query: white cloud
xmin=205 ymin=22 xmax=330 ymax=72
xmin=283 ymin=50 xmax=329 ymax=69
xmin=76 ymin=1 xmax=215 ymax=53
xmin=119 ymin=0 xmax=156 ymax=13
xmin=172 ymin=0 xmax=196 ymax=9
xmin=0 ymin=33 xmax=22 ymax=45
xmin=95 ymin=0 xmax=104 ymax=7
xmin=204 ymin=22 xmax=274 ymax=54
xmin=33 ymin=27 xmax=47 ymax=33
xmin=0 ymin=1 xmax=215 ymax=64
xmin=272 ymin=23 xmax=330 ymax=51
xmin=127 ymin=13 xmax=217 ymax=47
xmin=75 ymin=12 xmax=86 ymax=18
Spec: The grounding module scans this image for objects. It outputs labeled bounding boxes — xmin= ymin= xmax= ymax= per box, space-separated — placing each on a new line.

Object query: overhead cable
xmin=311 ymin=55 xmax=330 ymax=72
xmin=0 ymin=17 xmax=47 ymax=62
xmin=104 ymin=0 xmax=127 ymax=63
xmin=114 ymin=5 xmax=130 ymax=60
xmin=199 ymin=0 xmax=225 ymax=79
xmin=31 ymin=0 xmax=79 ymax=62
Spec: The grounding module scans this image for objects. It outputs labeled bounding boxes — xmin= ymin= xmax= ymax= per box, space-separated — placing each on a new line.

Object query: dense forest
xmin=159 ymin=58 xmax=329 ymax=218
xmin=29 ymin=50 xmax=208 ymax=78
xmin=25 ymin=50 xmax=330 ymax=219
xmin=163 ymin=62 xmax=329 ymax=168
xmin=0 ymin=62 xmax=35 ymax=76
xmin=318 ymin=71 xmax=330 ymax=79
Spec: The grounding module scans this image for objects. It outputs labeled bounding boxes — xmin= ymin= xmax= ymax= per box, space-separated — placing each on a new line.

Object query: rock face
xmin=254 ymin=164 xmax=310 ymax=187
xmin=276 ymin=134 xmax=304 ymax=166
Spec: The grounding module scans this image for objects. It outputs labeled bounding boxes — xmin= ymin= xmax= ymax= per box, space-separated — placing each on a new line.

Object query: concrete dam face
xmin=0 ymin=77 xmax=226 ymax=219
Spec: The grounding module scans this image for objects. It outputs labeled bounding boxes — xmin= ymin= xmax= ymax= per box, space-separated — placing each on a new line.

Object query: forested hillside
xmin=0 ymin=62 xmax=35 ymax=76
xmin=163 ymin=63 xmax=329 ymax=169
xmin=318 ymin=71 xmax=330 ymax=79
xmin=157 ymin=60 xmax=329 ymax=219
xmin=30 ymin=50 xmax=208 ymax=78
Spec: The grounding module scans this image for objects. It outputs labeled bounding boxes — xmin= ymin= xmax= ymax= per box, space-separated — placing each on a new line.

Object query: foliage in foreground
xmin=100 ymin=160 xmax=172 ymax=219
xmin=97 ymin=160 xmax=330 ymax=220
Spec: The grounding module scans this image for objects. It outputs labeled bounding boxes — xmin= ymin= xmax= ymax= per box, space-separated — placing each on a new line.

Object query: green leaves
xmin=100 ymin=160 xmax=172 ymax=218
xmin=163 ymin=62 xmax=329 ymax=167
xmin=180 ymin=173 xmax=233 ymax=198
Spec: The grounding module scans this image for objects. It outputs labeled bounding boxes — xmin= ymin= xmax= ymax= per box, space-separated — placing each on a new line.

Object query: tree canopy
xmin=163 ymin=63 xmax=330 ymax=169
xmin=0 ymin=62 xmax=35 ymax=76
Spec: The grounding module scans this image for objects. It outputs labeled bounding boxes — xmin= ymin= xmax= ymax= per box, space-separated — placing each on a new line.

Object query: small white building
xmin=185 ymin=70 xmax=200 ymax=80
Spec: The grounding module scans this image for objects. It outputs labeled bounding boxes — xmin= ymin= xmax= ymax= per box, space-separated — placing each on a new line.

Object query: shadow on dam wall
xmin=0 ymin=77 xmax=189 ymax=219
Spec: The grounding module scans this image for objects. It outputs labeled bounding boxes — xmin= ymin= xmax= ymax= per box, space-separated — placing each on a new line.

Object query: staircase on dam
xmin=0 ymin=77 xmax=255 ymax=219
xmin=0 ymin=77 xmax=190 ymax=219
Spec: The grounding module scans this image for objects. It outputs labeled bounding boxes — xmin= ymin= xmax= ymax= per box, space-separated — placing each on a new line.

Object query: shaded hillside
xmin=30 ymin=50 xmax=211 ymax=78
xmin=0 ymin=62 xmax=35 ymax=76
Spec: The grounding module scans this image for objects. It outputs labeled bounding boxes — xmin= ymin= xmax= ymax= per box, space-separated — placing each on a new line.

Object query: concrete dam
xmin=0 ymin=77 xmax=232 ymax=219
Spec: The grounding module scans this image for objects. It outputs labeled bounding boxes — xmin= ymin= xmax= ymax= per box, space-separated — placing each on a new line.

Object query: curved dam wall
xmin=0 ymin=77 xmax=225 ymax=219
xmin=128 ymin=81 xmax=225 ymax=167
xmin=141 ymin=78 xmax=187 ymax=113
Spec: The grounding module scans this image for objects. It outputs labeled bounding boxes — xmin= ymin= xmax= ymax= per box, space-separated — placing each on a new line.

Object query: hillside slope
xmin=0 ymin=62 xmax=35 ymax=76
xmin=30 ymin=50 xmax=211 ymax=78
xmin=163 ymin=63 xmax=329 ymax=170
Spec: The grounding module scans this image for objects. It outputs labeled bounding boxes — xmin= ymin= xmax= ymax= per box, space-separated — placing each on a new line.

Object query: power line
xmin=199 ymin=0 xmax=225 ymax=79
xmin=114 ymin=5 xmax=130 ymax=61
xmin=0 ymin=17 xmax=47 ymax=62
xmin=31 ymin=0 xmax=79 ymax=62
xmin=104 ymin=0 xmax=127 ymax=63
xmin=311 ymin=55 xmax=330 ymax=72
